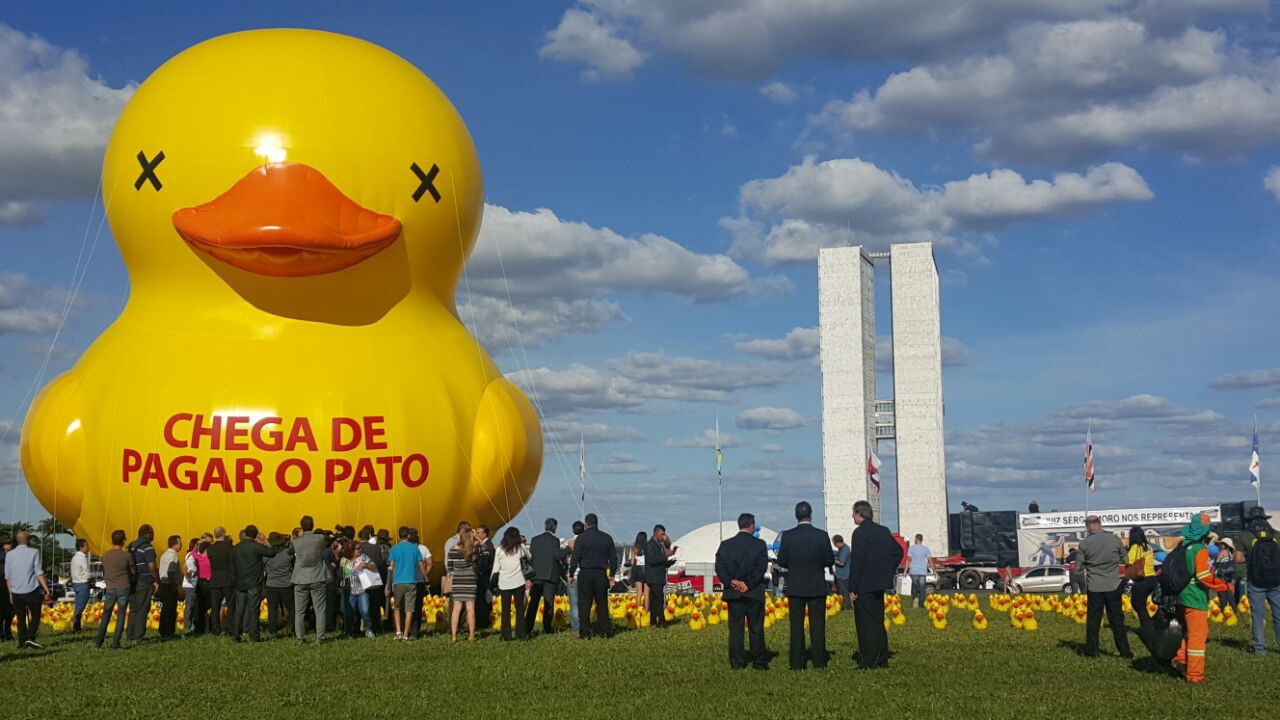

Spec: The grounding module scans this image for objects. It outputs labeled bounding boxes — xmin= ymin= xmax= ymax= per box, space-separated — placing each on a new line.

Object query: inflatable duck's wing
xmin=468 ymin=378 xmax=543 ymax=527
xmin=20 ymin=370 xmax=87 ymax=530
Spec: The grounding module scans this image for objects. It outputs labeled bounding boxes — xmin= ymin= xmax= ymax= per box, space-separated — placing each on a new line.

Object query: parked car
xmin=1010 ymin=566 xmax=1071 ymax=594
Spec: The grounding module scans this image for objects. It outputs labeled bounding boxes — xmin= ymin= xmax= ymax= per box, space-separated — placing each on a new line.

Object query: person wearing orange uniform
xmin=1174 ymin=513 xmax=1232 ymax=683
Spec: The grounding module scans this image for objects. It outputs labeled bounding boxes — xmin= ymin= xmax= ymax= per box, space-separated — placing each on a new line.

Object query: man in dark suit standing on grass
xmin=645 ymin=524 xmax=677 ymax=627
xmin=777 ymin=501 xmax=835 ymax=669
xmin=848 ymin=500 xmax=904 ymax=669
xmin=716 ymin=513 xmax=770 ymax=670
xmin=525 ymin=518 xmax=566 ymax=636
xmin=570 ymin=513 xmax=617 ymax=639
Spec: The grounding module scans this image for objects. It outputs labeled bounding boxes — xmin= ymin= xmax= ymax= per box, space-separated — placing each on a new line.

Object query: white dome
xmin=670 ymin=521 xmax=778 ymax=572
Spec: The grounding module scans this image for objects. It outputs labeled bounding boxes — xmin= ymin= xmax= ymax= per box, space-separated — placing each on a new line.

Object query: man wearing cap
xmin=1077 ymin=515 xmax=1132 ymax=658
xmin=1174 ymin=513 xmax=1233 ymax=682
xmin=1234 ymin=506 xmax=1280 ymax=654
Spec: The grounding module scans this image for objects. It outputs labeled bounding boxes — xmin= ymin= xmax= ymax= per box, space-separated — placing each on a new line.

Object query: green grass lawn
xmin=2 ymin=597 xmax=1278 ymax=719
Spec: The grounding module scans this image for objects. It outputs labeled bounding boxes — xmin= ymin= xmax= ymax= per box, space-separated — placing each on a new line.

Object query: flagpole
xmin=578 ymin=434 xmax=586 ymax=518
xmin=716 ymin=415 xmax=723 ymax=546
xmin=1255 ymin=417 xmax=1263 ymax=507
xmin=1084 ymin=420 xmax=1092 ymax=523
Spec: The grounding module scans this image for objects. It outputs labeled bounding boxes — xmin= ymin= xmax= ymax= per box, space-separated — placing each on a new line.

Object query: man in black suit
xmin=524 ymin=518 xmax=565 ymax=635
xmin=570 ymin=513 xmax=618 ymax=638
xmin=205 ymin=526 xmax=236 ymax=635
xmin=776 ymin=501 xmax=835 ymax=669
xmin=645 ymin=525 xmax=677 ymax=627
xmin=847 ymin=500 xmax=905 ymax=669
xmin=716 ymin=513 xmax=770 ymax=670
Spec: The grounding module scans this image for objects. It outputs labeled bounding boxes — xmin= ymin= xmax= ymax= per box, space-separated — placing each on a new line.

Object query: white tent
xmin=670 ymin=521 xmax=778 ymax=573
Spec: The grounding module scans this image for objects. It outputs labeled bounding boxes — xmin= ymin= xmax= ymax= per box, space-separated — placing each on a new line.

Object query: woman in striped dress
xmin=447 ymin=522 xmax=479 ymax=643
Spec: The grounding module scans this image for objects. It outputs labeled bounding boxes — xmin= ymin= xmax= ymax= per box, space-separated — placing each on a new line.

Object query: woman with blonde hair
xmin=447 ymin=521 xmax=479 ymax=643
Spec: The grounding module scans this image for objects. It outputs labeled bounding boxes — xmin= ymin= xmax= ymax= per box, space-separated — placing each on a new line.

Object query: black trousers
xmin=1130 ymin=577 xmax=1157 ymax=651
xmin=578 ymin=569 xmax=610 ymax=638
xmin=475 ymin=574 xmax=492 ymax=630
xmin=266 ymin=585 xmax=293 ymax=634
xmin=208 ymin=585 xmax=235 ymax=635
xmin=409 ymin=581 xmax=427 ymax=636
xmin=232 ymin=587 xmax=262 ymax=640
xmin=324 ymin=580 xmax=339 ymax=632
xmin=500 ymin=586 xmax=528 ymax=640
xmin=0 ymin=586 xmax=15 ymax=640
xmin=13 ymin=591 xmax=41 ymax=646
xmin=126 ymin=583 xmax=154 ymax=641
xmin=648 ymin=581 xmax=666 ymax=627
xmin=854 ymin=591 xmax=889 ymax=668
xmin=1086 ymin=587 xmax=1132 ymax=655
xmin=366 ymin=585 xmax=385 ymax=633
xmin=157 ymin=582 xmax=179 ymax=637
xmin=525 ymin=579 xmax=558 ymax=634
xmin=788 ymin=595 xmax=827 ymax=669
xmin=727 ymin=595 xmax=766 ymax=669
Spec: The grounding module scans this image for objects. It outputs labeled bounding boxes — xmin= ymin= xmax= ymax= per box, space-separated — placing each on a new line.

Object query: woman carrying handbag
xmin=491 ymin=527 xmax=533 ymax=640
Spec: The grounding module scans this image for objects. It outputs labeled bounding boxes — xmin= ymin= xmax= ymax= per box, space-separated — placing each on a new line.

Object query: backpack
xmin=1249 ymin=530 xmax=1280 ymax=589
xmin=1158 ymin=541 xmax=1193 ymax=597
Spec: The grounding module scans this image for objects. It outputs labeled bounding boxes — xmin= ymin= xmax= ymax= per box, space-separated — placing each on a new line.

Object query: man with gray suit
xmin=290 ymin=516 xmax=327 ymax=645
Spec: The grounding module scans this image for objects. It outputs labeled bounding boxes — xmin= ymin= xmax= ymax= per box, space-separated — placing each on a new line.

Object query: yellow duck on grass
xmin=20 ymin=30 xmax=542 ymax=553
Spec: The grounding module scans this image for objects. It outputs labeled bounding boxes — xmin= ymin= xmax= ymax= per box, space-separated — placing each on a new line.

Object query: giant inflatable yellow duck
xmin=20 ymin=29 xmax=542 ymax=554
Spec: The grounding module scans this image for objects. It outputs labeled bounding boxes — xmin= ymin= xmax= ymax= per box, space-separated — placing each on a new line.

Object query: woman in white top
xmin=490 ymin=527 xmax=532 ymax=640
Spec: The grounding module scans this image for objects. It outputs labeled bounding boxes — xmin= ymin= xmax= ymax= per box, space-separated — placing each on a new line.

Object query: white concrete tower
xmin=889 ymin=242 xmax=948 ymax=550
xmin=818 ymin=246 xmax=877 ymax=543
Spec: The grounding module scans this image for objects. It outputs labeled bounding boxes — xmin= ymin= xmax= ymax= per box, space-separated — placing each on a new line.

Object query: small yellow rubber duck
xmin=21 ymin=30 xmax=541 ymax=553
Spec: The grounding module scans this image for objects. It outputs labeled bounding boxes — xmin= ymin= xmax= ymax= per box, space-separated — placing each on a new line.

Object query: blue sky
xmin=1 ymin=1 xmax=1278 ymax=541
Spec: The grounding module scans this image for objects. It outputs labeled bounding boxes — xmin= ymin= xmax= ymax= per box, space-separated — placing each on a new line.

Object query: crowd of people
xmin=2 ymin=502 xmax=1279 ymax=682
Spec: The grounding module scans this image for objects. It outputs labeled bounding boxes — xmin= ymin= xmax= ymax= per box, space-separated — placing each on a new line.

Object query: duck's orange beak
xmin=172 ymin=163 xmax=402 ymax=277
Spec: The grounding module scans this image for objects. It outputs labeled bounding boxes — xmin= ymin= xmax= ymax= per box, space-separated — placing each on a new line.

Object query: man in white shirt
xmin=157 ymin=535 xmax=183 ymax=638
xmin=70 ymin=539 xmax=91 ymax=632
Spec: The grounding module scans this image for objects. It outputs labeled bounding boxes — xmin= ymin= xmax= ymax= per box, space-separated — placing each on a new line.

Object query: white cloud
xmin=760 ymin=80 xmax=799 ymax=104
xmin=736 ymin=326 xmax=820 ymax=360
xmin=0 ymin=24 xmax=133 ymax=222
xmin=664 ymin=428 xmax=744 ymax=449
xmin=944 ymin=393 xmax=1251 ymax=509
xmin=0 ymin=272 xmax=63 ymax=335
xmin=1209 ymin=368 xmax=1280 ymax=391
xmin=542 ymin=1 xmax=1218 ymax=81
xmin=1054 ymin=393 xmax=1223 ymax=429
xmin=939 ymin=164 xmax=1153 ymax=229
xmin=472 ymin=205 xmax=751 ymax=303
xmin=1265 ymin=167 xmax=1280 ymax=202
xmin=593 ymin=452 xmax=656 ymax=475
xmin=509 ymin=351 xmax=788 ymax=417
xmin=539 ymin=8 xmax=646 ymax=82
xmin=609 ymin=352 xmax=790 ymax=404
xmin=0 ymin=201 xmax=44 ymax=225
xmin=543 ymin=419 xmax=645 ymax=445
xmin=736 ymin=406 xmax=806 ymax=430
xmin=458 ymin=203 xmax=753 ymax=348
xmin=458 ymin=296 xmax=625 ymax=351
xmin=508 ymin=364 xmax=643 ymax=417
xmin=810 ymin=17 xmax=1280 ymax=162
xmin=728 ymin=156 xmax=1151 ymax=263
xmin=758 ymin=442 xmax=785 ymax=453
